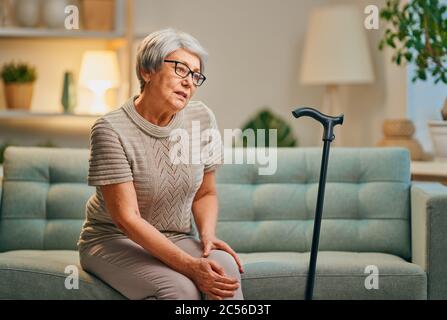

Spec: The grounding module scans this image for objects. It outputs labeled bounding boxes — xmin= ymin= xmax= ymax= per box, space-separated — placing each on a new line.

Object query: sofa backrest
xmin=215 ymin=147 xmax=411 ymax=259
xmin=0 ymin=146 xmax=411 ymax=259
xmin=0 ymin=147 xmax=91 ymax=251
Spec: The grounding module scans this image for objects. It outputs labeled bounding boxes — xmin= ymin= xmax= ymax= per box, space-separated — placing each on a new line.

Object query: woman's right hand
xmin=189 ymin=257 xmax=239 ymax=300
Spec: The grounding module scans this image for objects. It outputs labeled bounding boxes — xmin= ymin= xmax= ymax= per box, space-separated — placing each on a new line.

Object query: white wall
xmin=0 ymin=0 xmax=410 ymax=149
xmin=133 ymin=0 xmax=407 ymax=147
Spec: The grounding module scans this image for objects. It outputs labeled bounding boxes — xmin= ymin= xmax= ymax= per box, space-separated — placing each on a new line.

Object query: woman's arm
xmin=101 ymin=181 xmax=194 ymax=275
xmin=192 ymin=171 xmax=219 ymax=239
xmin=100 ymin=181 xmax=239 ymax=299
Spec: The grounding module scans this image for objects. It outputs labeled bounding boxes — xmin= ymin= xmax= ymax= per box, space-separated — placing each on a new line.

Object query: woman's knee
xmin=208 ymin=250 xmax=241 ymax=280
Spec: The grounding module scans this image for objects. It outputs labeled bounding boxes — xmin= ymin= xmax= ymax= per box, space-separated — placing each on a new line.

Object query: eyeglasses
xmin=164 ymin=60 xmax=206 ymax=86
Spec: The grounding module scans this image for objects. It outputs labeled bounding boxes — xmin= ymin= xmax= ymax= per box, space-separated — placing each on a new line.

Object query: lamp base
xmin=323 ymin=85 xmax=343 ymax=146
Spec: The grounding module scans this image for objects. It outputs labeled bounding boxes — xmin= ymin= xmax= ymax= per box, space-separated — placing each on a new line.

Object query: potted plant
xmin=238 ymin=108 xmax=297 ymax=147
xmin=379 ymin=0 xmax=447 ymax=160
xmin=1 ymin=62 xmax=37 ymax=110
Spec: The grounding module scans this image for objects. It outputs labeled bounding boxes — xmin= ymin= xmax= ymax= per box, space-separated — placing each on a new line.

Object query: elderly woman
xmin=77 ymin=28 xmax=244 ymax=300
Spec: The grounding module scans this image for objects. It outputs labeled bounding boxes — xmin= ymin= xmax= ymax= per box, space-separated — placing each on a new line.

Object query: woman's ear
xmin=140 ymin=69 xmax=151 ymax=83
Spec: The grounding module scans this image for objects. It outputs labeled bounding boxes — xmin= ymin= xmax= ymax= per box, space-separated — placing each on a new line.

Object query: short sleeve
xmin=203 ymin=107 xmax=224 ymax=173
xmin=87 ymin=118 xmax=133 ymax=186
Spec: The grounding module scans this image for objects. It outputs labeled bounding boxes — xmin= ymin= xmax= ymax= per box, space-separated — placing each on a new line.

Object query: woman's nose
xmin=182 ymin=74 xmax=194 ymax=87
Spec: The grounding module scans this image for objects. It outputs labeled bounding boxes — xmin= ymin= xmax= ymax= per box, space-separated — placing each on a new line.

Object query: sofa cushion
xmin=239 ymin=251 xmax=426 ymax=300
xmin=216 ymin=147 xmax=412 ymax=259
xmin=0 ymin=250 xmax=124 ymax=299
xmin=1 ymin=147 xmax=412 ymax=260
xmin=0 ymin=250 xmax=426 ymax=300
xmin=0 ymin=147 xmax=93 ymax=252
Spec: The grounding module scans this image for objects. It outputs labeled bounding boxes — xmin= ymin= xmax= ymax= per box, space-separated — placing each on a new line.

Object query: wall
xmin=0 ymin=0 xmax=410 ymax=149
xmin=133 ymin=0 xmax=407 ymax=147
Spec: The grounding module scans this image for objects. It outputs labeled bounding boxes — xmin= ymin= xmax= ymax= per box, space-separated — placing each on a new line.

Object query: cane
xmin=291 ymin=107 xmax=344 ymax=300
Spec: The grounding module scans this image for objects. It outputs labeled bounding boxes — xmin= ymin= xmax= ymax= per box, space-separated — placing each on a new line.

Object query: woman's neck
xmin=134 ymin=92 xmax=174 ymax=127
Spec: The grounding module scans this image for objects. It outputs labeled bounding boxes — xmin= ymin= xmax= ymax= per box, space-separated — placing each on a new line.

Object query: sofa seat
xmin=0 ymin=250 xmax=426 ymax=300
xmin=239 ymin=251 xmax=427 ymax=300
xmin=0 ymin=250 xmax=125 ymax=299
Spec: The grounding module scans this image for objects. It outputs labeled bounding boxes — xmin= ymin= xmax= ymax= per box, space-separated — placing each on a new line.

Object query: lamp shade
xmin=79 ymin=50 xmax=120 ymax=88
xmin=300 ymin=5 xmax=375 ymax=85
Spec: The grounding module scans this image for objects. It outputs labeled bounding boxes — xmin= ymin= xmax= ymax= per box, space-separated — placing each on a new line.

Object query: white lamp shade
xmin=300 ymin=5 xmax=375 ymax=85
xmin=79 ymin=50 xmax=121 ymax=88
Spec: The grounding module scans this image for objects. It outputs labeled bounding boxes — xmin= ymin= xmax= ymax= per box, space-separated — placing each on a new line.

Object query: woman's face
xmin=143 ymin=48 xmax=202 ymax=113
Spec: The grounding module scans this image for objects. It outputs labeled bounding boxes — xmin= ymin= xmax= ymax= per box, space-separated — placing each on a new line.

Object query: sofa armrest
xmin=0 ymin=175 xmax=2 ymax=210
xmin=411 ymin=182 xmax=447 ymax=299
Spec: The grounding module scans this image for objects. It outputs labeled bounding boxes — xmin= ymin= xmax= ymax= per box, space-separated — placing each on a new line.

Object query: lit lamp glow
xmin=79 ymin=50 xmax=120 ymax=114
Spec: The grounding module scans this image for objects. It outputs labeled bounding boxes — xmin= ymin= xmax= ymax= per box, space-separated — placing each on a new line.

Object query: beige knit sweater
xmin=77 ymin=96 xmax=223 ymax=251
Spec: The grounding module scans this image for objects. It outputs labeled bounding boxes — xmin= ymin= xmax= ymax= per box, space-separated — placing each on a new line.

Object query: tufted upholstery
xmin=1 ymin=146 xmax=446 ymax=299
xmin=0 ymin=146 xmax=411 ymax=258
xmin=0 ymin=147 xmax=92 ymax=251
xmin=215 ymin=148 xmax=411 ymax=259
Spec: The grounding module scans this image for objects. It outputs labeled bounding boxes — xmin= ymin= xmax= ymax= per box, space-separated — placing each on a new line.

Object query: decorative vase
xmin=377 ymin=119 xmax=424 ymax=160
xmin=4 ymin=82 xmax=34 ymax=110
xmin=15 ymin=0 xmax=41 ymax=28
xmin=43 ymin=0 xmax=70 ymax=29
xmin=441 ymin=98 xmax=447 ymax=121
xmin=428 ymin=121 xmax=447 ymax=161
xmin=61 ymin=71 xmax=76 ymax=113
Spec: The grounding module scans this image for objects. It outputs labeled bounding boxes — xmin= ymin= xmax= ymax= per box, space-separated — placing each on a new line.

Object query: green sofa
xmin=0 ymin=146 xmax=446 ymax=299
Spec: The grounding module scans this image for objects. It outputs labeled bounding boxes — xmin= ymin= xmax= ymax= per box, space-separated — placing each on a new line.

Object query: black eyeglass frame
xmin=164 ymin=60 xmax=206 ymax=86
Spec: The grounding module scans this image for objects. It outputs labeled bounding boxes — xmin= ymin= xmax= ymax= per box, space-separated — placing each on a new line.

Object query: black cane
xmin=291 ymin=107 xmax=344 ymax=300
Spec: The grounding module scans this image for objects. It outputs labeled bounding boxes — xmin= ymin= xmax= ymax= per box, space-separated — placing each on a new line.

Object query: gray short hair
xmin=136 ymin=28 xmax=208 ymax=92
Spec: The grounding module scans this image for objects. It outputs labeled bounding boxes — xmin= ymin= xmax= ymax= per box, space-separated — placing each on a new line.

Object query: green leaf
xmin=1 ymin=62 xmax=37 ymax=83
xmin=404 ymin=52 xmax=413 ymax=61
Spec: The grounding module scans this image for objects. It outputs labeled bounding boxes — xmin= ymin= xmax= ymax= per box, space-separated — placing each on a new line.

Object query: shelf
xmin=411 ymin=161 xmax=447 ymax=177
xmin=0 ymin=27 xmax=125 ymax=40
xmin=0 ymin=110 xmax=100 ymax=118
xmin=411 ymin=160 xmax=447 ymax=185
xmin=0 ymin=110 xmax=99 ymax=136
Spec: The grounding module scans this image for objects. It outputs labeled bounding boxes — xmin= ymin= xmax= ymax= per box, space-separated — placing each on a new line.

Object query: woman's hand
xmin=201 ymin=235 xmax=244 ymax=274
xmin=189 ymin=257 xmax=240 ymax=300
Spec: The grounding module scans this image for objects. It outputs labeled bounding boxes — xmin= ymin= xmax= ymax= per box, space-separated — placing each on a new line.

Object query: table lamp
xmin=79 ymin=50 xmax=120 ymax=114
xmin=300 ymin=5 xmax=375 ymax=144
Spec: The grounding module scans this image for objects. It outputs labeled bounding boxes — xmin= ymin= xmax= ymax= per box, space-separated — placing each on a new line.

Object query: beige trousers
xmin=79 ymin=236 xmax=244 ymax=300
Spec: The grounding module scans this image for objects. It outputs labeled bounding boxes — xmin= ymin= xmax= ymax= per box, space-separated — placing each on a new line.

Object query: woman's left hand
xmin=201 ymin=235 xmax=244 ymax=274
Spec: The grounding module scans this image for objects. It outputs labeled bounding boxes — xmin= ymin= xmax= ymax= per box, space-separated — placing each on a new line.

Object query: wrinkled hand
xmin=201 ymin=235 xmax=244 ymax=274
xmin=190 ymin=258 xmax=239 ymax=300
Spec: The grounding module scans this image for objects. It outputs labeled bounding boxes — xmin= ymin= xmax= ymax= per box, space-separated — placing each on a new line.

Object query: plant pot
xmin=428 ymin=120 xmax=447 ymax=161
xmin=4 ymin=82 xmax=34 ymax=110
xmin=81 ymin=0 xmax=115 ymax=31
